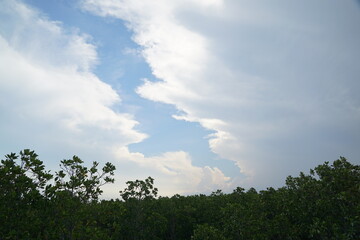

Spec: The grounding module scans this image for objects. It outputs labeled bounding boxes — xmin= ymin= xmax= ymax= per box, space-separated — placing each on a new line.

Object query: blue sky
xmin=1 ymin=0 xmax=360 ymax=197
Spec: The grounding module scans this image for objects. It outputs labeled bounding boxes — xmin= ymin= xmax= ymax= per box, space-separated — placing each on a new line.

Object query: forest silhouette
xmin=1 ymin=149 xmax=359 ymax=239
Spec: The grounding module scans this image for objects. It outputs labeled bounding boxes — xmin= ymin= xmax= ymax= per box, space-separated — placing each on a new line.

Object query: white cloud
xmin=114 ymin=147 xmax=230 ymax=196
xmin=82 ymin=0 xmax=360 ymax=189
xmin=0 ymin=0 xmax=146 ymax=150
xmin=0 ymin=0 xmax=231 ymax=197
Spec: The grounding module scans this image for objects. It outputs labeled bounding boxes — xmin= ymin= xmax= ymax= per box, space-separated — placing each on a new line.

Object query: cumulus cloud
xmin=82 ymin=0 xmax=360 ymax=189
xmin=0 ymin=0 xmax=146 ymax=151
xmin=114 ymin=147 xmax=230 ymax=196
xmin=0 ymin=0 xmax=232 ymax=196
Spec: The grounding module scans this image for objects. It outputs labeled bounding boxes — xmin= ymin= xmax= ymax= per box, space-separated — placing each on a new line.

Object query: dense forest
xmin=0 ymin=149 xmax=359 ymax=240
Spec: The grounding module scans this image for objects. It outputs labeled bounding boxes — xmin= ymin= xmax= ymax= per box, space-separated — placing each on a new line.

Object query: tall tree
xmin=119 ymin=177 xmax=166 ymax=240
xmin=47 ymin=155 xmax=116 ymax=239
xmin=0 ymin=149 xmax=52 ymax=239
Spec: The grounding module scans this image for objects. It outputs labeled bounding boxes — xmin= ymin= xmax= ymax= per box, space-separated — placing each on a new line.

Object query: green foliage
xmin=119 ymin=177 xmax=165 ymax=240
xmin=191 ymin=224 xmax=228 ymax=240
xmin=284 ymin=157 xmax=360 ymax=239
xmin=49 ymin=155 xmax=116 ymax=202
xmin=0 ymin=149 xmax=52 ymax=195
xmin=1 ymin=151 xmax=359 ymax=240
xmin=0 ymin=149 xmax=52 ymax=239
xmin=0 ymin=149 xmax=116 ymax=239
xmin=120 ymin=176 xmax=158 ymax=201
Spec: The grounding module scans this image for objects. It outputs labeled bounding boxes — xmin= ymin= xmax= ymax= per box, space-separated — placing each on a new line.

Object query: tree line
xmin=0 ymin=149 xmax=359 ymax=239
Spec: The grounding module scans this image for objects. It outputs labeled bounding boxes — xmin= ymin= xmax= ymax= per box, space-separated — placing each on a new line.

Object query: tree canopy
xmin=0 ymin=150 xmax=359 ymax=240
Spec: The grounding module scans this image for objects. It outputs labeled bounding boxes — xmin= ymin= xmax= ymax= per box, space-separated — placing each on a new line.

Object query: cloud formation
xmin=0 ymin=0 xmax=231 ymax=196
xmin=82 ymin=0 xmax=360 ymax=188
xmin=0 ymin=0 xmax=146 ymax=150
xmin=115 ymin=147 xmax=230 ymax=195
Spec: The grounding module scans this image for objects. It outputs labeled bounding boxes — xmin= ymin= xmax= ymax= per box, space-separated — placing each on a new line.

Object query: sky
xmin=1 ymin=0 xmax=360 ymax=198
